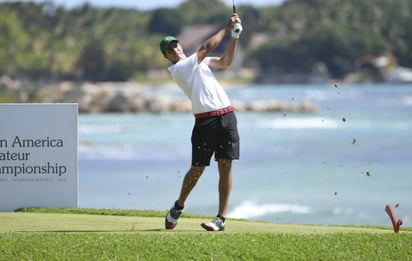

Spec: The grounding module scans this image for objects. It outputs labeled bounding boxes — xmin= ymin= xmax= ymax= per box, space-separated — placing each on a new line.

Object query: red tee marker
xmin=385 ymin=204 xmax=403 ymax=233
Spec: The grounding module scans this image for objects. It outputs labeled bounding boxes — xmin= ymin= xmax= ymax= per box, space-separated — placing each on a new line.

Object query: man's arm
xmin=208 ymin=38 xmax=237 ymax=71
xmin=196 ymin=14 xmax=240 ymax=67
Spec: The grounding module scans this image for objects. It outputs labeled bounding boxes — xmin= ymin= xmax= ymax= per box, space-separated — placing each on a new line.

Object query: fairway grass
xmin=1 ymin=209 xmax=411 ymax=260
xmin=0 ymin=211 xmax=401 ymax=234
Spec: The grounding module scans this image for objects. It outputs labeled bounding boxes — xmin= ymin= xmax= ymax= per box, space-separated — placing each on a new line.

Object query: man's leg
xmin=176 ymin=165 xmax=206 ymax=208
xmin=165 ymin=165 xmax=205 ymax=229
xmin=201 ymin=159 xmax=232 ymax=231
xmin=217 ymin=159 xmax=233 ymax=217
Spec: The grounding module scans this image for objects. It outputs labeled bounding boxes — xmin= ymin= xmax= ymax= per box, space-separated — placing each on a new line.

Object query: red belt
xmin=194 ymin=106 xmax=234 ymax=119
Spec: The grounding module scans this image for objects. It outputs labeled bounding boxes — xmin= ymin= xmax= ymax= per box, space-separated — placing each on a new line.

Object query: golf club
xmin=232 ymin=0 xmax=242 ymax=33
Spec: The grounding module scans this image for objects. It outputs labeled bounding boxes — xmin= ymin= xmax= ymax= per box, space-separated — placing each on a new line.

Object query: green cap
xmin=160 ymin=36 xmax=178 ymax=54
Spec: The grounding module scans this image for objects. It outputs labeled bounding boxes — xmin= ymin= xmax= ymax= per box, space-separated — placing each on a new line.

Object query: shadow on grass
xmin=15 ymin=229 xmax=161 ymax=233
xmin=14 ymin=228 xmax=210 ymax=233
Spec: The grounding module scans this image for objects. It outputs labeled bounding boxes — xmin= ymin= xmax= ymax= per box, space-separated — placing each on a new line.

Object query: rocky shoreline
xmin=0 ymin=79 xmax=318 ymax=114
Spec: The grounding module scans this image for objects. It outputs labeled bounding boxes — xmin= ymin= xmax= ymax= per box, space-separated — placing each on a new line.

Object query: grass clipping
xmin=0 ymin=208 xmax=411 ymax=260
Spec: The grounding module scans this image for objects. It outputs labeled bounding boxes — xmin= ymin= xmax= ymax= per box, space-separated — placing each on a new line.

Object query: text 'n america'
xmin=0 ymin=136 xmax=64 ymax=148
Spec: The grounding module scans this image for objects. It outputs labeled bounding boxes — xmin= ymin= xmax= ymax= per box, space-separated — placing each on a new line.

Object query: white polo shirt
xmin=168 ymin=53 xmax=231 ymax=114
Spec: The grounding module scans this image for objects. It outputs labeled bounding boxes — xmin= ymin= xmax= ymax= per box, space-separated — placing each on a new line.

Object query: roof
xmin=177 ymin=25 xmax=219 ymax=53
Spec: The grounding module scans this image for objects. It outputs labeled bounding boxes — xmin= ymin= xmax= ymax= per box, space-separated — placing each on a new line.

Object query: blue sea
xmin=78 ymin=83 xmax=412 ymax=227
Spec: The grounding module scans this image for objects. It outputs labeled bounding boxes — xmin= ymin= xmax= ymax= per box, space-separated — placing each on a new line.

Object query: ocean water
xmin=79 ymin=83 xmax=412 ymax=226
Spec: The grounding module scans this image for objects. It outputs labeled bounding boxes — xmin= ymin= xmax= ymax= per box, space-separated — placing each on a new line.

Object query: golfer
xmin=160 ymin=13 xmax=243 ymax=231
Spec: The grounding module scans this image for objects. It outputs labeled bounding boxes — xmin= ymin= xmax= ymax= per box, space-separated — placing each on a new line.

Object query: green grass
xmin=1 ymin=208 xmax=411 ymax=260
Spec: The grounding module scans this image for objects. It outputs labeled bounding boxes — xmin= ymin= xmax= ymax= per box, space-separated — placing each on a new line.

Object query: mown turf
xmin=0 ymin=208 xmax=411 ymax=260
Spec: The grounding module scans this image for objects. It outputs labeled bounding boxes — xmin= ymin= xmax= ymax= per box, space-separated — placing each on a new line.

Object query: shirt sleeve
xmin=204 ymin=57 xmax=212 ymax=66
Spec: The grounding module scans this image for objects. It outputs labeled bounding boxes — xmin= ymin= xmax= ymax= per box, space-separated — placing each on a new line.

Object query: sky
xmin=0 ymin=0 xmax=284 ymax=10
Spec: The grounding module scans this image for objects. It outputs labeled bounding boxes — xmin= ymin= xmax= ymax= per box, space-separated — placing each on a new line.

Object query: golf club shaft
xmin=232 ymin=0 xmax=236 ymax=13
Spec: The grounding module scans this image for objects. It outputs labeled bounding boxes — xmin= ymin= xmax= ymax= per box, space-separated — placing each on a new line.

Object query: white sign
xmin=0 ymin=104 xmax=78 ymax=211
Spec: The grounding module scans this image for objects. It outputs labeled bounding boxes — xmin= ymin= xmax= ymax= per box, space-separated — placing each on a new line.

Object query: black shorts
xmin=191 ymin=112 xmax=240 ymax=166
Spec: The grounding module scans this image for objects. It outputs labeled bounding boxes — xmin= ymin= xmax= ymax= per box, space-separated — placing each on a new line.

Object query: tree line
xmin=0 ymin=0 xmax=411 ymax=82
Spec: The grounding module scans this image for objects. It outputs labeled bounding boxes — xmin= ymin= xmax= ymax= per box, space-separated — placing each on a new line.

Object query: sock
xmin=174 ymin=200 xmax=184 ymax=210
xmin=217 ymin=215 xmax=225 ymax=222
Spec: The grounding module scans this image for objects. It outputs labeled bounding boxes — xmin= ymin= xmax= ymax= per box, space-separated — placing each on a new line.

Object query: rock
xmin=0 ymin=79 xmax=318 ymax=114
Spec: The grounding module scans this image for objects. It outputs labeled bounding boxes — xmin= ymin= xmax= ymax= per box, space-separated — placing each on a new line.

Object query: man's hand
xmin=228 ymin=14 xmax=243 ymax=39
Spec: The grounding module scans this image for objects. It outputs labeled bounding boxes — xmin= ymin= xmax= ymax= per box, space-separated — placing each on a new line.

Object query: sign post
xmin=0 ymin=104 xmax=78 ymax=211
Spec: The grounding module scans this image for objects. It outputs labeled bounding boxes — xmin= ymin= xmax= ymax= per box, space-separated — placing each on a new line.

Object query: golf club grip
xmin=233 ymin=5 xmax=236 ymax=13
